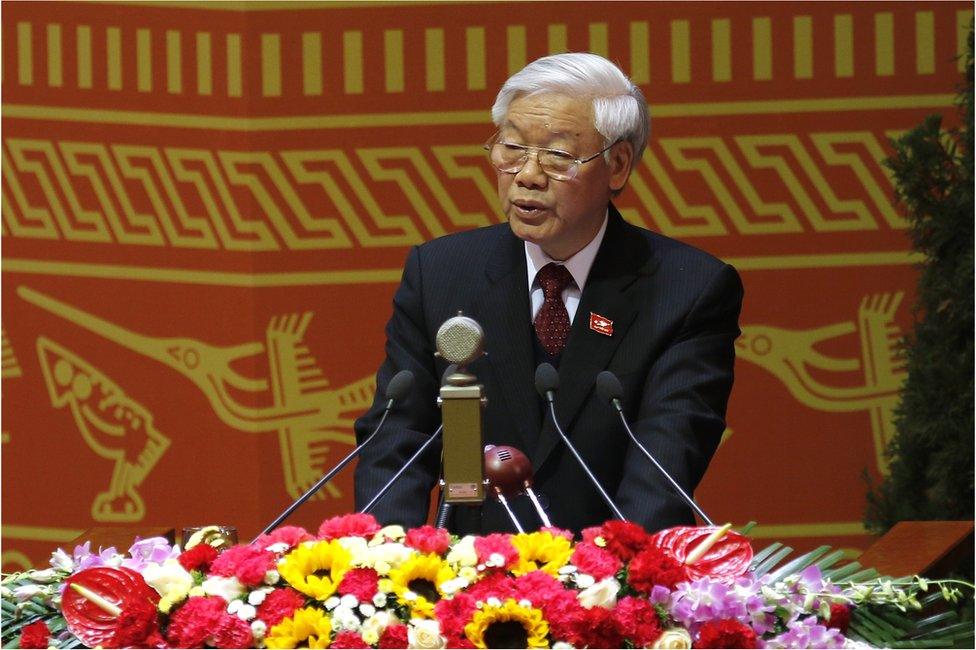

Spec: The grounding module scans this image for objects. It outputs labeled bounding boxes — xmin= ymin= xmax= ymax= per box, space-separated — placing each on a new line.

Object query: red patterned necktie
xmin=534 ymin=263 xmax=575 ymax=356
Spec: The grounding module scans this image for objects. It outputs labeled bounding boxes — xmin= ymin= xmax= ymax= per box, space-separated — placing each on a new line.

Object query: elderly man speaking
xmin=353 ymin=52 xmax=742 ymax=536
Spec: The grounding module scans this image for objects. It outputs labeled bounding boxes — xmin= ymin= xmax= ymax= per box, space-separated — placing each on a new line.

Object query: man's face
xmin=496 ymin=92 xmax=633 ymax=261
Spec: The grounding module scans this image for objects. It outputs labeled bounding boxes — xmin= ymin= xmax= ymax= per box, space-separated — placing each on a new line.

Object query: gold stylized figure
xmin=19 ymin=286 xmax=370 ymax=501
xmin=35 ymin=337 xmax=171 ymax=521
xmin=735 ymin=293 xmax=906 ymax=473
xmin=2 ymin=327 xmax=22 ymax=379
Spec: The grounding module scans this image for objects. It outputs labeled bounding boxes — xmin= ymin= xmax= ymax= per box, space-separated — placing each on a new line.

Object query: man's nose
xmin=515 ymin=152 xmax=548 ymax=189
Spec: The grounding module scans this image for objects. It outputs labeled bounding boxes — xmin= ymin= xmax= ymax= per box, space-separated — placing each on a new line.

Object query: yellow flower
xmin=265 ymin=607 xmax=332 ymax=649
xmin=464 ymin=599 xmax=549 ymax=649
xmin=278 ymin=540 xmax=351 ymax=601
xmin=388 ymin=552 xmax=456 ymax=618
xmin=510 ymin=532 xmax=573 ymax=577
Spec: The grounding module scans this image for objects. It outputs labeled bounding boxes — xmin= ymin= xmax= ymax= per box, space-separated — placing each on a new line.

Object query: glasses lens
xmin=538 ymin=150 xmax=577 ymax=180
xmin=489 ymin=143 xmax=527 ymax=172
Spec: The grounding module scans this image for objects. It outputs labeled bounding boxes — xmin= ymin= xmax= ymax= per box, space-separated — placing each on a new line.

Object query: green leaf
xmin=766 ymin=545 xmax=832 ymax=582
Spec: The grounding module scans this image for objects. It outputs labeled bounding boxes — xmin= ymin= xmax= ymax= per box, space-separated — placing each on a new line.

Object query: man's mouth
xmin=511 ymin=199 xmax=548 ymax=215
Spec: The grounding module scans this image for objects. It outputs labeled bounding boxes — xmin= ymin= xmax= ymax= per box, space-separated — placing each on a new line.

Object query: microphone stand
xmin=253 ymin=406 xmax=395 ymax=541
xmin=360 ymin=425 xmax=444 ymax=515
xmin=608 ymin=405 xmax=714 ymax=526
xmin=544 ymin=399 xmax=625 ymax=520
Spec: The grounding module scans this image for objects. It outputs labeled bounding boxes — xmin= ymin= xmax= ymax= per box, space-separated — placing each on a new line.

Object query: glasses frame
xmin=483 ymin=136 xmax=618 ymax=181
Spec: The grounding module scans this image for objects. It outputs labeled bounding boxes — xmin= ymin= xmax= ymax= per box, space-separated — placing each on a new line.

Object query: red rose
xmin=695 ymin=619 xmax=759 ymax=649
xmin=166 ymin=596 xmax=227 ymax=648
xmin=612 ymin=596 xmax=663 ymax=647
xmin=318 ymin=514 xmax=381 ymax=540
xmin=627 ymin=546 xmax=689 ymax=592
xmin=404 ymin=525 xmax=452 ymax=555
xmin=338 ymin=567 xmax=380 ymax=602
xmin=332 ymin=630 xmax=372 ymax=648
xmin=209 ymin=545 xmax=276 ymax=587
xmin=256 ymin=588 xmax=306 ymax=627
xmin=826 ymin=603 xmax=852 ymax=633
xmin=214 ymin=615 xmax=254 ymax=649
xmin=571 ymin=542 xmax=622 ymax=580
xmin=178 ymin=544 xmax=218 ymax=572
xmin=19 ymin=621 xmax=51 ymax=649
xmin=379 ymin=624 xmax=409 ymax=649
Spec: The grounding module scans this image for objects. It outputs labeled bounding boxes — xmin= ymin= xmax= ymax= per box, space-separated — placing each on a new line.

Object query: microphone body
xmin=255 ymin=370 xmax=415 ymax=540
xmin=535 ymin=363 xmax=625 ymax=521
xmin=595 ymin=371 xmax=715 ymax=526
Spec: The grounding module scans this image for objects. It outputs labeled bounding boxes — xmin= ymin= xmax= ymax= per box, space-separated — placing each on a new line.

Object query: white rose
xmin=446 ymin=536 xmax=478 ymax=567
xmin=143 ymin=559 xmax=194 ymax=603
xmin=577 ymin=577 xmax=620 ymax=609
xmin=202 ymin=575 xmax=245 ymax=601
xmin=652 ymin=628 xmax=693 ymax=649
xmin=408 ymin=618 xmax=447 ymax=649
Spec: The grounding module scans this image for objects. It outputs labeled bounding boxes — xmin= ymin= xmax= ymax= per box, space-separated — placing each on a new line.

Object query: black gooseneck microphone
xmin=359 ymin=424 xmax=443 ymax=515
xmin=254 ymin=369 xmax=415 ymax=540
xmin=595 ymin=370 xmax=715 ymax=526
xmin=535 ymin=363 xmax=625 ymax=520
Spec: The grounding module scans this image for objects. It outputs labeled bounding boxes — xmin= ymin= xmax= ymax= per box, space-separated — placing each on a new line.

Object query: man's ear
xmin=608 ymin=141 xmax=634 ymax=192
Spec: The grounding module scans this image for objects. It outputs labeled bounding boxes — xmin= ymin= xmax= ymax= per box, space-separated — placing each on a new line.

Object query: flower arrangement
xmin=1 ymin=516 xmax=970 ymax=649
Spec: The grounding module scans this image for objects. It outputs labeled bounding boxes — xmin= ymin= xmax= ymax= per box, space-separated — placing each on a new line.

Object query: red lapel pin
xmin=589 ymin=312 xmax=613 ymax=336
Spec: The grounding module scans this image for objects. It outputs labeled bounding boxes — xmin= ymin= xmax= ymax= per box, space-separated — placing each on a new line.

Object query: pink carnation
xmin=337 ymin=567 xmax=380 ymax=601
xmin=571 ymin=541 xmax=622 ymax=580
xmin=214 ymin=614 xmax=254 ymax=649
xmin=404 ymin=526 xmax=451 ymax=555
xmin=209 ymin=545 xmax=275 ymax=586
xmin=166 ymin=596 xmax=226 ymax=648
xmin=378 ymin=624 xmax=409 ymax=648
xmin=318 ymin=513 xmax=381 ymax=540
xmin=465 ymin=572 xmax=517 ymax=602
xmin=256 ymin=588 xmax=306 ymax=627
xmin=540 ymin=526 xmax=574 ymax=540
xmin=251 ymin=525 xmax=312 ymax=551
xmin=473 ymin=533 xmax=519 ymax=569
xmin=434 ymin=593 xmax=479 ymax=645
xmin=331 ymin=631 xmax=371 ymax=648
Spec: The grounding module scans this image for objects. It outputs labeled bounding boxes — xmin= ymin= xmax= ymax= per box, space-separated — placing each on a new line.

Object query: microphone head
xmin=435 ymin=315 xmax=484 ymax=366
xmin=595 ymin=371 xmax=624 ymax=406
xmin=385 ymin=370 xmax=415 ymax=402
xmin=534 ymin=363 xmax=559 ymax=398
xmin=484 ymin=445 xmax=533 ymax=497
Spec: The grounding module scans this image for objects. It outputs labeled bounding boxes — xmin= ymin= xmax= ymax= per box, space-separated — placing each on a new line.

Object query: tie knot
xmin=536 ymin=263 xmax=574 ymax=298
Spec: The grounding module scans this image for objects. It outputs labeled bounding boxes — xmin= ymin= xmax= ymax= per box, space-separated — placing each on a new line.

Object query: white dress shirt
xmin=525 ymin=213 xmax=608 ymax=325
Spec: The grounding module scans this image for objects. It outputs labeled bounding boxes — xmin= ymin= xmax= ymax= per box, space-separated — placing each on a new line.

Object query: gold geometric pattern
xmin=35 ymin=336 xmax=171 ymax=522
xmin=3 ymin=134 xmax=905 ymax=246
xmin=19 ymin=286 xmax=367 ymax=500
xmin=736 ymin=292 xmax=907 ymax=473
xmin=2 ymin=327 xmax=22 ymax=379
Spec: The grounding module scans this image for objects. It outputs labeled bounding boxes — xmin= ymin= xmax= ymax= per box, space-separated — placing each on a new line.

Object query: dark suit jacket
xmin=353 ymin=205 xmax=743 ymax=535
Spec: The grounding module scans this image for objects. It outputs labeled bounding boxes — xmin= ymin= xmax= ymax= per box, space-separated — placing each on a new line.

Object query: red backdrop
xmin=2 ymin=1 xmax=970 ymax=571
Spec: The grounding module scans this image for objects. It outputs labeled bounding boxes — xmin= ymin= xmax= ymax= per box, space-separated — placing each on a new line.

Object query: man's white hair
xmin=491 ymin=52 xmax=649 ymax=162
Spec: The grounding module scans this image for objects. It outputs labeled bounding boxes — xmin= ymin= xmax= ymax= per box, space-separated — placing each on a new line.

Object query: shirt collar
xmin=525 ymin=211 xmax=608 ymax=292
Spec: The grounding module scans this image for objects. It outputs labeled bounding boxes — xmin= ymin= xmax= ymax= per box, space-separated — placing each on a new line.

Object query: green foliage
xmin=865 ymin=26 xmax=975 ymax=531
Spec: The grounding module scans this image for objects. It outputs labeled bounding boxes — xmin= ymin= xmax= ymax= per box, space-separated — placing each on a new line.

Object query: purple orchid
xmin=120 ymin=536 xmax=179 ymax=572
xmin=765 ymin=615 xmax=846 ymax=649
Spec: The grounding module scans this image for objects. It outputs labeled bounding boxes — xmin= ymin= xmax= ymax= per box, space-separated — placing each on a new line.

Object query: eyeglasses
xmin=484 ymin=137 xmax=617 ymax=181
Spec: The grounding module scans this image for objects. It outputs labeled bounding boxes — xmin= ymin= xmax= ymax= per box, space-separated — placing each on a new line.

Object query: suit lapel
xmin=532 ymin=207 xmax=652 ymax=471
xmin=475 ymin=228 xmax=541 ymax=452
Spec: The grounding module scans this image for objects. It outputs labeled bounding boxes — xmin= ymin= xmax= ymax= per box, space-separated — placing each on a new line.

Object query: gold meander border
xmin=2 ymin=95 xmax=956 ymax=130
xmin=2 ymin=252 xmax=923 ymax=287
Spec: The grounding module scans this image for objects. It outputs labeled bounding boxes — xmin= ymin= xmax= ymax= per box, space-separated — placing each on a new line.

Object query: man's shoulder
xmin=615 ymin=216 xmax=731 ymax=276
xmin=414 ymin=222 xmax=513 ymax=264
